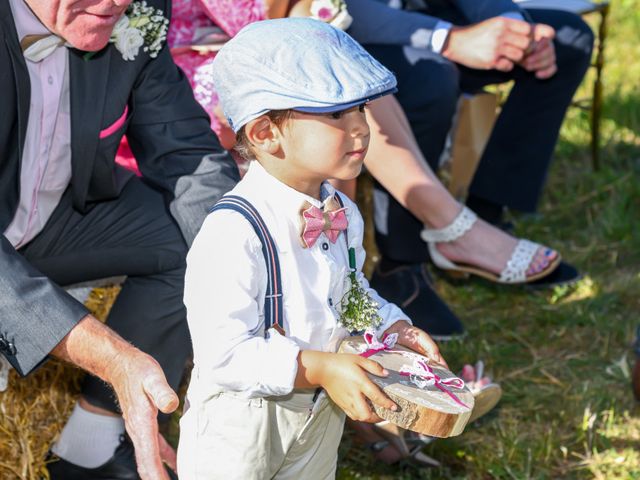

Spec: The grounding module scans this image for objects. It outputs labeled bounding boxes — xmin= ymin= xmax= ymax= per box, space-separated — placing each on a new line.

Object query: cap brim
xmin=292 ymin=87 xmax=397 ymax=114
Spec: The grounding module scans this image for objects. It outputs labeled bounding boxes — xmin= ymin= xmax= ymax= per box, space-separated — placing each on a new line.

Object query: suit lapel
xmin=68 ymin=47 xmax=111 ymax=208
xmin=0 ymin=1 xmax=29 ymax=166
xmin=0 ymin=1 xmax=29 ymax=228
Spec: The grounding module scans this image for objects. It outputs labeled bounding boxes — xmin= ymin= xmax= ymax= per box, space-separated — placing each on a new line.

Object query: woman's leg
xmin=365 ymin=96 xmax=553 ymax=277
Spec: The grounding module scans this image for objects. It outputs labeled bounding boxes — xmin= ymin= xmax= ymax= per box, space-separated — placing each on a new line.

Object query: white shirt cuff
xmin=431 ymin=20 xmax=452 ymax=54
xmin=501 ymin=11 xmax=526 ymax=22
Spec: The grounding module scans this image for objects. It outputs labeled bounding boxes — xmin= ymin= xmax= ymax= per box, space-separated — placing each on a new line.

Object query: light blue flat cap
xmin=212 ymin=17 xmax=397 ymax=133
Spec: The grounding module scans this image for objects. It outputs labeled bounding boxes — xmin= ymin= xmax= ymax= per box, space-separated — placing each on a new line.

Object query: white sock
xmin=52 ymin=403 xmax=126 ymax=468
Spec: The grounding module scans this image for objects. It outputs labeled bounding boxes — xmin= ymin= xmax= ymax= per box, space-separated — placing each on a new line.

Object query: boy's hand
xmin=384 ymin=320 xmax=448 ymax=369
xmin=318 ymin=353 xmax=397 ymax=423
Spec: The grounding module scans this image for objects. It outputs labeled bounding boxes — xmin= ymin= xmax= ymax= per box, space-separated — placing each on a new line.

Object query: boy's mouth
xmin=347 ymin=147 xmax=367 ymax=156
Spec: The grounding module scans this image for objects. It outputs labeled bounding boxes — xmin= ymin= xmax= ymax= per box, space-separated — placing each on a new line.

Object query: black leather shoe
xmin=370 ymin=261 xmax=465 ymax=341
xmin=46 ymin=435 xmax=177 ymax=480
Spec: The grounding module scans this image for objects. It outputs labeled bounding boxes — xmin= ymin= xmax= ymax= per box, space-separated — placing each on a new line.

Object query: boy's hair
xmin=234 ymin=110 xmax=292 ymax=160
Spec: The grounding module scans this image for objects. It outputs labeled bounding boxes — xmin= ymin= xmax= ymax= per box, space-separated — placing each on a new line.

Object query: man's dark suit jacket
xmin=0 ymin=0 xmax=239 ymax=377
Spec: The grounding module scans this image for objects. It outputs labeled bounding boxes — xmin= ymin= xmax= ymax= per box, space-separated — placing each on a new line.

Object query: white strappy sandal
xmin=461 ymin=360 xmax=503 ymax=423
xmin=420 ymin=206 xmax=561 ymax=284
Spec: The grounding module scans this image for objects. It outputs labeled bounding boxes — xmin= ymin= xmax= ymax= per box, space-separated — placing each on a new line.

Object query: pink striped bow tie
xmin=300 ymin=197 xmax=348 ymax=248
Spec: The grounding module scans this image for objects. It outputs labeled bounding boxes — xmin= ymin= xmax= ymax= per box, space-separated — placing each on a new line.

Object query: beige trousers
xmin=178 ymin=390 xmax=345 ymax=479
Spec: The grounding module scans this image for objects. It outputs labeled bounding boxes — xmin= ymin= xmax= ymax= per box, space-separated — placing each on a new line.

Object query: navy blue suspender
xmin=210 ymin=195 xmax=284 ymax=335
xmin=210 ymin=192 xmax=348 ymax=337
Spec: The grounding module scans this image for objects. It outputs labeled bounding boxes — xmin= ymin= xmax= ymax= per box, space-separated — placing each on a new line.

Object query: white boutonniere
xmin=86 ymin=1 xmax=169 ymax=61
xmin=310 ymin=0 xmax=353 ymax=31
xmin=337 ymin=248 xmax=383 ymax=333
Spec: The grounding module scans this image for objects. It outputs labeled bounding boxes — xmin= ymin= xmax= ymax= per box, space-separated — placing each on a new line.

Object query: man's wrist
xmin=52 ymin=314 xmax=136 ymax=385
xmin=440 ymin=25 xmax=460 ymax=60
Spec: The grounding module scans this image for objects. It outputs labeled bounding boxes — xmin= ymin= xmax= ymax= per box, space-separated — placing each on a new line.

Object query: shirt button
xmin=47 ymin=76 xmax=53 ymax=85
xmin=322 ymin=242 xmax=329 ymax=251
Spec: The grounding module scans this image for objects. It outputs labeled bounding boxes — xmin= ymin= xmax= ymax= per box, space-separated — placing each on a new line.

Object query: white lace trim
xmin=499 ymin=239 xmax=539 ymax=283
xmin=420 ymin=206 xmax=477 ymax=243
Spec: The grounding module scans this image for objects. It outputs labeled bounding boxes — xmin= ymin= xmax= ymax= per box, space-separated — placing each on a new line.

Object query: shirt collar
xmin=9 ymin=0 xmax=52 ymax=42
xmin=244 ymin=161 xmax=339 ymax=218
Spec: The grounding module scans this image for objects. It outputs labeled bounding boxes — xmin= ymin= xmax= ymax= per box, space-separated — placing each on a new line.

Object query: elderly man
xmin=345 ymin=0 xmax=594 ymax=332
xmin=0 ymin=0 xmax=239 ymax=478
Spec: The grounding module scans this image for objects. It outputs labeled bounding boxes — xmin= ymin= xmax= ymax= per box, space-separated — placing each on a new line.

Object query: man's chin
xmin=65 ymin=34 xmax=111 ymax=52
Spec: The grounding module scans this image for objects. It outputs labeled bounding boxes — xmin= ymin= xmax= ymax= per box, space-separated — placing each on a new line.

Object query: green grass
xmin=337 ymin=2 xmax=640 ymax=479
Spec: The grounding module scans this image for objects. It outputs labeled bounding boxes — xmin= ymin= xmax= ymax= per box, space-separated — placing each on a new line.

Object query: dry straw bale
xmin=0 ymin=286 xmax=120 ymax=480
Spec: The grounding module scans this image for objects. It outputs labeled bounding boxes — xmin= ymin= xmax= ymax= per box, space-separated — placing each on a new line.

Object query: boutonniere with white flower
xmin=310 ymin=0 xmax=353 ymax=31
xmin=337 ymin=248 xmax=383 ymax=333
xmin=85 ymin=1 xmax=169 ymax=61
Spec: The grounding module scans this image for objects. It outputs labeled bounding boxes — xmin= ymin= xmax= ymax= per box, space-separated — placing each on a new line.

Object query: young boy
xmin=177 ymin=18 xmax=446 ymax=479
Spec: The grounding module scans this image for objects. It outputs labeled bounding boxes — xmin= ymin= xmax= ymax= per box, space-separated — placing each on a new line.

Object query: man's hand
xmin=297 ymin=350 xmax=397 ymax=423
xmin=442 ymin=16 xmax=533 ymax=71
xmin=110 ymin=350 xmax=179 ymax=479
xmin=384 ymin=320 xmax=448 ymax=368
xmin=52 ymin=315 xmax=179 ymax=479
xmin=520 ymin=24 xmax=557 ymax=79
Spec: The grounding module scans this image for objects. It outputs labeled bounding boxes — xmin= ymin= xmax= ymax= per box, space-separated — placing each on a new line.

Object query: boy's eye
xmin=329 ymin=103 xmax=368 ymax=119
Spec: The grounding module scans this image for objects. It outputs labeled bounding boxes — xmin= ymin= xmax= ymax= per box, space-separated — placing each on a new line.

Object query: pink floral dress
xmin=169 ymin=0 xmax=268 ymax=138
xmin=116 ymin=0 xmax=268 ymax=172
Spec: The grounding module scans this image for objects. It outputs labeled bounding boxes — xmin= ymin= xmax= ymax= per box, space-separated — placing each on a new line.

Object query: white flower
xmin=112 ymin=15 xmax=129 ymax=37
xmin=107 ymin=1 xmax=169 ymax=61
xmin=310 ymin=0 xmax=353 ymax=31
xmin=330 ymin=9 xmax=353 ymax=30
xmin=310 ymin=0 xmax=340 ymax=20
xmin=115 ymin=27 xmax=145 ymax=61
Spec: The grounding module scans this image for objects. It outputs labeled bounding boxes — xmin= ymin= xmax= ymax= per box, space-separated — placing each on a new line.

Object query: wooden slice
xmin=339 ymin=335 xmax=474 ymax=438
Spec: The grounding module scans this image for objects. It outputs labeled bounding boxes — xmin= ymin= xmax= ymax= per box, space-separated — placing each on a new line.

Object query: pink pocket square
xmin=99 ymin=105 xmax=129 ymax=139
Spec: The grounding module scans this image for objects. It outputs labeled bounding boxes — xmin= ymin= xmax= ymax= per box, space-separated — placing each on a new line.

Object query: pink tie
xmin=300 ymin=197 xmax=348 ymax=248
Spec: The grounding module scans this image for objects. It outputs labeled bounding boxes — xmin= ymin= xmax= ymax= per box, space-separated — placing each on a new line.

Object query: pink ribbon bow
xmin=300 ymin=198 xmax=348 ymax=248
xmin=400 ymin=359 xmax=469 ymax=409
xmin=359 ymin=330 xmax=399 ymax=358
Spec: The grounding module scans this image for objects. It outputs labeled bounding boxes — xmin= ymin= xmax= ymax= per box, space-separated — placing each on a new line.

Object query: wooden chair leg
xmin=591 ymin=3 xmax=609 ymax=171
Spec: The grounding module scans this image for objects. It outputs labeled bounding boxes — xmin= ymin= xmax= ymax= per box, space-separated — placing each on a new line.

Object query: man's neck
xmin=9 ymin=0 xmax=52 ymax=40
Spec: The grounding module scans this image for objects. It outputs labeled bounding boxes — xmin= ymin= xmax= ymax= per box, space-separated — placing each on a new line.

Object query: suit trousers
xmin=365 ymin=8 xmax=594 ymax=264
xmin=19 ymin=175 xmax=190 ymax=416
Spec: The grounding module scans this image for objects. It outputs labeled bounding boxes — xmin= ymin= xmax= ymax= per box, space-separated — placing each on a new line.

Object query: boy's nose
xmin=350 ymin=111 xmax=370 ymax=138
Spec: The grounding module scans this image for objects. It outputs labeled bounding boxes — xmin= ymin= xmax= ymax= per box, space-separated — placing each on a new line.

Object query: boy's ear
xmin=245 ymin=116 xmax=281 ymax=155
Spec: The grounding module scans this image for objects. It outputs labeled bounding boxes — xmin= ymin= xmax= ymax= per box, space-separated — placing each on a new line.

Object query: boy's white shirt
xmin=184 ymin=161 xmax=409 ymax=401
